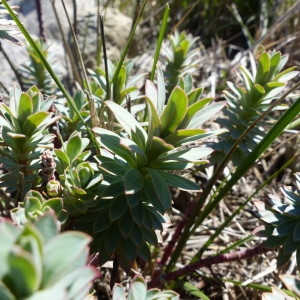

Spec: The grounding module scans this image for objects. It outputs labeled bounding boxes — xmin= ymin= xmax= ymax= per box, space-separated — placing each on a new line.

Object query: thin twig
xmin=1 ymin=46 xmax=24 ymax=90
xmin=150 ymin=244 xmax=270 ymax=288
xmin=35 ymin=0 xmax=46 ymax=42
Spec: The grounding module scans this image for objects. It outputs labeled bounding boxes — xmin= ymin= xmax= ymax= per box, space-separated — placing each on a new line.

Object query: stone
xmin=1 ymin=0 xmax=136 ymax=92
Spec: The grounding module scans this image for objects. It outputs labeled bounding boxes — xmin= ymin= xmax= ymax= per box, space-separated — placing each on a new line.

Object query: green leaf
xmin=123 ymin=168 xmax=144 ymax=195
xmin=42 ymin=232 xmax=92 ymax=288
xmin=157 ymin=68 xmax=166 ymax=115
xmin=142 ymin=226 xmax=158 ymax=245
xmin=94 ymin=212 xmax=111 ymax=233
xmin=145 ymin=80 xmax=158 ymax=109
xmin=121 ymin=238 xmax=138 ymax=262
xmin=256 ymin=51 xmax=270 ymax=83
xmin=274 ymin=67 xmax=299 ymax=82
xmin=145 ymin=169 xmax=172 ymax=212
xmin=280 ymin=274 xmax=300 ymax=296
xmin=34 ymin=214 xmax=59 ymax=242
xmin=187 ymin=87 xmax=204 ymax=105
xmin=187 ymin=103 xmax=225 ymax=129
xmin=160 ymin=87 xmax=188 ymax=137
xmin=128 ymin=276 xmax=147 ymax=300
xmin=105 ymin=100 xmax=148 ymax=150
xmin=25 ymin=195 xmax=43 ymax=211
xmin=131 ymin=223 xmax=144 ymax=247
xmin=254 ymin=84 xmax=265 ymax=94
xmin=155 ymin=170 xmax=201 ymax=191
xmin=184 ymin=282 xmax=210 ymax=299
xmin=145 ymin=95 xmax=161 ymax=140
xmin=4 ymin=249 xmax=40 ymax=298
xmin=105 ymin=224 xmax=122 ymax=253
xmin=112 ymin=284 xmax=126 ymax=299
xmin=164 ymin=128 xmax=205 ymax=146
xmin=147 ymin=206 xmax=165 ymax=231
xmin=0 ymin=281 xmax=16 ymax=300
xmin=179 ymin=97 xmax=213 ymax=129
xmin=109 ymin=197 xmax=128 ymax=222
xmin=126 ymin=192 xmax=142 ymax=208
xmin=113 ymin=65 xmax=126 ymax=104
xmin=146 ymin=136 xmax=174 ymax=163
xmin=22 ymin=112 xmax=52 ymax=136
xmin=273 ymin=219 xmax=299 ymax=237
xmin=54 ymin=149 xmax=70 ymax=172
xmin=25 ymin=287 xmax=67 ymax=300
xmin=0 ymin=103 xmax=21 ymax=132
xmin=65 ymin=134 xmax=89 ymax=163
xmin=277 ymin=246 xmax=291 ymax=268
xmin=93 ymin=128 xmax=138 ymax=168
xmin=152 ymin=146 xmax=213 ymax=169
xmin=102 ymin=181 xmax=125 ymax=198
xmin=138 ymin=242 xmax=151 ymax=262
xmin=118 ymin=210 xmax=134 ymax=238
xmin=130 ymin=202 xmax=145 ymax=224
xmin=17 ymin=93 xmax=33 ymax=125
xmin=42 ymin=198 xmax=63 ymax=216
xmin=51 ymin=267 xmax=96 ymax=300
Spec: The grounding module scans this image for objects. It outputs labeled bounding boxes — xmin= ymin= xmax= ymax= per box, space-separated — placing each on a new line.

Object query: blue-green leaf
xmin=146 ymin=169 xmax=172 ymax=212
xmin=155 ymin=170 xmax=201 ymax=191
xmin=93 ymin=128 xmax=138 ymax=168
xmin=17 ymin=93 xmax=33 ymax=125
xmin=105 ymin=101 xmax=148 ymax=150
xmin=187 ymin=103 xmax=224 ymax=129
xmin=123 ymin=168 xmax=144 ymax=195
xmin=160 ymin=87 xmax=188 ymax=137
xmin=64 ymin=134 xmax=89 ymax=163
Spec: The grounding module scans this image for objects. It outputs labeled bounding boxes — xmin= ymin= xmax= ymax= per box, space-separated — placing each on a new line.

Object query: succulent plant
xmin=82 ymin=71 xmax=225 ymax=273
xmin=0 ymin=213 xmax=97 ymax=300
xmin=10 ymin=190 xmax=67 ymax=227
xmin=254 ymin=172 xmax=300 ymax=270
xmin=0 ymin=86 xmax=60 ymax=201
xmin=162 ymin=31 xmax=202 ymax=97
xmin=214 ymin=48 xmax=298 ymax=165
xmin=112 ymin=275 xmax=179 ymax=300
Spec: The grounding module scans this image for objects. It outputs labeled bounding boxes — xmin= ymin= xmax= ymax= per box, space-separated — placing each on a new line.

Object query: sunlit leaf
xmin=160 ymin=87 xmax=188 ymax=137
xmin=105 ymin=101 xmax=147 ymax=150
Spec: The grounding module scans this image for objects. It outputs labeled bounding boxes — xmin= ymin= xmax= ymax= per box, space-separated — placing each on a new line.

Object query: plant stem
xmin=1 ymin=47 xmax=24 ymax=90
xmin=158 ymin=202 xmax=196 ymax=267
xmin=150 ymin=244 xmax=269 ymax=288
xmin=149 ymin=3 xmax=169 ymax=81
xmin=99 ymin=12 xmax=110 ymax=100
xmin=72 ymin=0 xmax=77 ymax=35
xmin=35 ymin=0 xmax=46 ymax=42
xmin=96 ymin=0 xmax=101 ymax=67
xmin=111 ymin=0 xmax=147 ymax=84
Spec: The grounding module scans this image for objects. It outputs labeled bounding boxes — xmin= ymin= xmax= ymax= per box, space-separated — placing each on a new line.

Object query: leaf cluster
xmin=254 ymin=173 xmax=300 ymax=270
xmin=112 ymin=275 xmax=179 ymax=300
xmin=214 ymin=48 xmax=298 ymax=165
xmin=0 ymin=213 xmax=96 ymax=300
xmin=0 ymin=86 xmax=59 ymax=199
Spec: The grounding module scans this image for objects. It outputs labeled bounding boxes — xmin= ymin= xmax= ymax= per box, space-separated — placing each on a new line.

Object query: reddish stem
xmin=160 ymin=202 xmax=196 ymax=266
xmin=150 ymin=244 xmax=269 ymax=288
xmin=35 ymin=0 xmax=46 ymax=42
xmin=151 ymin=201 xmax=197 ymax=283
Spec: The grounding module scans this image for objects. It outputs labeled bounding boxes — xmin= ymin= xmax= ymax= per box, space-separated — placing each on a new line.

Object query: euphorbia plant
xmin=0 ymin=213 xmax=97 ymax=299
xmin=73 ymin=71 xmax=225 ymax=276
xmin=0 ymin=86 xmax=60 ymax=202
